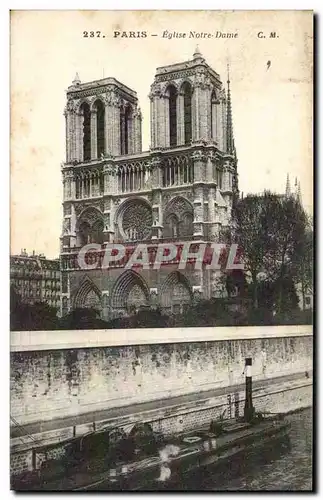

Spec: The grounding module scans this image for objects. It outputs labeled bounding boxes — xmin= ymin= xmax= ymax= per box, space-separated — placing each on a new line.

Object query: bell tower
xmin=64 ymin=74 xmax=142 ymax=161
xmin=149 ymin=47 xmax=227 ymax=150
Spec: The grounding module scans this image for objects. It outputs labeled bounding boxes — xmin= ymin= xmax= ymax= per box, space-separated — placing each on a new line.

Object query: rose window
xmin=121 ymin=200 xmax=152 ymax=241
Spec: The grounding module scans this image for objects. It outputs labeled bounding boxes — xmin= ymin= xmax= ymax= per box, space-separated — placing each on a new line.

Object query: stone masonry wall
xmin=11 ymin=335 xmax=312 ymax=426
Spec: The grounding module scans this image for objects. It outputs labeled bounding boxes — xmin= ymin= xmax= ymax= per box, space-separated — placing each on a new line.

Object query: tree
xmin=262 ymin=194 xmax=308 ymax=314
xmin=292 ymin=225 xmax=313 ymax=309
xmin=10 ymin=288 xmax=59 ymax=331
xmin=59 ymin=308 xmax=110 ymax=330
xmin=222 ymin=193 xmax=269 ymax=308
xmin=225 ymin=191 xmax=310 ymax=313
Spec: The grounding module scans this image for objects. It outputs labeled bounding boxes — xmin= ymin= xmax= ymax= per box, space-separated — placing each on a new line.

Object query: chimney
xmin=244 ymin=357 xmax=255 ymax=422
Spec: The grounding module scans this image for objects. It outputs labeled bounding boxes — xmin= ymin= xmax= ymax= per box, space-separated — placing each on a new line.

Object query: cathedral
xmin=60 ymin=47 xmax=239 ymax=320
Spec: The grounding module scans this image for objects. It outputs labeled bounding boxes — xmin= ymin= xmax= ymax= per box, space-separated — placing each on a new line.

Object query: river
xmin=168 ymin=408 xmax=313 ymax=492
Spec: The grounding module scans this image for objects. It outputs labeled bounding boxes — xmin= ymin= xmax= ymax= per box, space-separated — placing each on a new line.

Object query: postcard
xmin=10 ymin=10 xmax=313 ymax=491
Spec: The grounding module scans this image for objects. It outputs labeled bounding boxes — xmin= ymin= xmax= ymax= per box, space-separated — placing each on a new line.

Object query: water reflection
xmin=165 ymin=408 xmax=312 ymax=491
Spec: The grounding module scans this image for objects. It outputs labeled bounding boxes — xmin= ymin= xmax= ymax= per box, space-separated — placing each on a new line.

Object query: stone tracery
xmin=163 ymin=196 xmax=194 ymax=239
xmin=118 ymin=198 xmax=153 ymax=242
xmin=76 ymin=207 xmax=104 ymax=246
xmin=160 ymin=271 xmax=193 ymax=314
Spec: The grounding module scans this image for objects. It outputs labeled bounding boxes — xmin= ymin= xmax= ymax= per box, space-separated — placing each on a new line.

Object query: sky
xmin=10 ymin=10 xmax=313 ymax=259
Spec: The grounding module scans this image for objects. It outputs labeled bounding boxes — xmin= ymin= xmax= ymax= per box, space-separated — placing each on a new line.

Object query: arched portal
xmin=111 ymin=270 xmax=150 ymax=314
xmin=73 ymin=276 xmax=102 ymax=311
xmin=160 ymin=271 xmax=193 ymax=315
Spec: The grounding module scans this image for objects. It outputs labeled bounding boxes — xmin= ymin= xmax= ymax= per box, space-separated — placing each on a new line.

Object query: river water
xmin=169 ymin=408 xmax=313 ymax=492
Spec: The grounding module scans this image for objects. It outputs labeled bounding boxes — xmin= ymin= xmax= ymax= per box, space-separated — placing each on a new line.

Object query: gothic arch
xmin=90 ymin=97 xmax=104 ymax=111
xmin=80 ymin=101 xmax=91 ymax=161
xmin=162 ymin=81 xmax=179 ymax=95
xmin=160 ymin=271 xmax=193 ymax=313
xmin=110 ymin=270 xmax=150 ymax=311
xmin=76 ymin=206 xmax=104 ymax=246
xmin=165 ymin=84 xmax=178 ymax=147
xmin=76 ymin=98 xmax=91 ymax=113
xmin=181 ymin=81 xmax=193 ymax=145
xmin=120 ymin=103 xmax=133 ymax=155
xmin=78 ymin=206 xmax=103 ymax=225
xmin=73 ymin=275 xmax=102 ymax=310
xmin=165 ymin=195 xmax=193 ymax=215
xmin=164 ymin=213 xmax=179 ymax=238
xmin=179 ymin=79 xmax=193 ymax=93
xmin=180 ymin=211 xmax=194 ymax=237
xmin=211 ymin=89 xmax=220 ymax=140
xmin=93 ymin=99 xmax=105 ymax=158
xmin=164 ymin=196 xmax=194 ymax=239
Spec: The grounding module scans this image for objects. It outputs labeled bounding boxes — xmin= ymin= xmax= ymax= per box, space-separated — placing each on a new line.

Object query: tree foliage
xmin=225 ymin=191 xmax=311 ymax=313
xmin=10 ymin=285 xmax=58 ymax=331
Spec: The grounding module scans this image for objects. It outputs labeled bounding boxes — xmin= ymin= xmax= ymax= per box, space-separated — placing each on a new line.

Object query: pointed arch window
xmin=80 ymin=103 xmax=91 ymax=161
xmin=120 ymin=105 xmax=132 ymax=155
xmin=95 ymin=100 xmax=105 ymax=158
xmin=180 ymin=212 xmax=194 ymax=237
xmin=211 ymin=91 xmax=218 ymax=141
xmin=168 ymin=85 xmax=177 ymax=147
xmin=182 ymin=82 xmax=192 ymax=145
xmin=165 ymin=214 xmax=179 ymax=238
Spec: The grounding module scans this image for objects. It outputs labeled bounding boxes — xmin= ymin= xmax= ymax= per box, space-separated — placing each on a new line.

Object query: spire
xmin=296 ymin=179 xmax=302 ymax=204
xmin=72 ymin=72 xmax=81 ymax=86
xmin=285 ymin=173 xmax=291 ymax=198
xmin=226 ymin=63 xmax=235 ymax=155
xmin=193 ymin=45 xmax=203 ymax=60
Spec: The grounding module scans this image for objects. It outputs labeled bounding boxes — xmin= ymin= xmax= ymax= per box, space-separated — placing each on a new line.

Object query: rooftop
xmin=67 ymin=76 xmax=137 ymax=99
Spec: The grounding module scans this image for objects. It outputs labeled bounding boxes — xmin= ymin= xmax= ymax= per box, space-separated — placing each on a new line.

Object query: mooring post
xmin=244 ymin=357 xmax=255 ymax=422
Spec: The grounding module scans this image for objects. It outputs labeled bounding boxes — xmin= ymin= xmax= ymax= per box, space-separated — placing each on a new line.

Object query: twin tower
xmin=60 ymin=48 xmax=239 ymax=318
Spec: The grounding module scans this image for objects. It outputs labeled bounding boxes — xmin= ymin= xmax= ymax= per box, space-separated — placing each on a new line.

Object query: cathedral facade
xmin=60 ymin=48 xmax=239 ymax=320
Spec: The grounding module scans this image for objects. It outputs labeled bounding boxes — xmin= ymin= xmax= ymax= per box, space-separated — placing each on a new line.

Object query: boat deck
xmin=19 ymin=417 xmax=289 ymax=491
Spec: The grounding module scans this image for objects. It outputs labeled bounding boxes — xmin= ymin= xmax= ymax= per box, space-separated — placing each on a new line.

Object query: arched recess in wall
xmin=163 ymin=196 xmax=194 ymax=239
xmin=166 ymin=84 xmax=178 ymax=147
xmin=120 ymin=103 xmax=132 ymax=155
xmin=181 ymin=81 xmax=193 ymax=145
xmin=210 ymin=89 xmax=219 ymax=141
xmin=160 ymin=271 xmax=193 ymax=314
xmin=73 ymin=276 xmax=102 ymax=311
xmin=76 ymin=207 xmax=104 ymax=246
xmin=93 ymin=99 xmax=105 ymax=158
xmin=80 ymin=102 xmax=91 ymax=161
xmin=110 ymin=270 xmax=150 ymax=313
